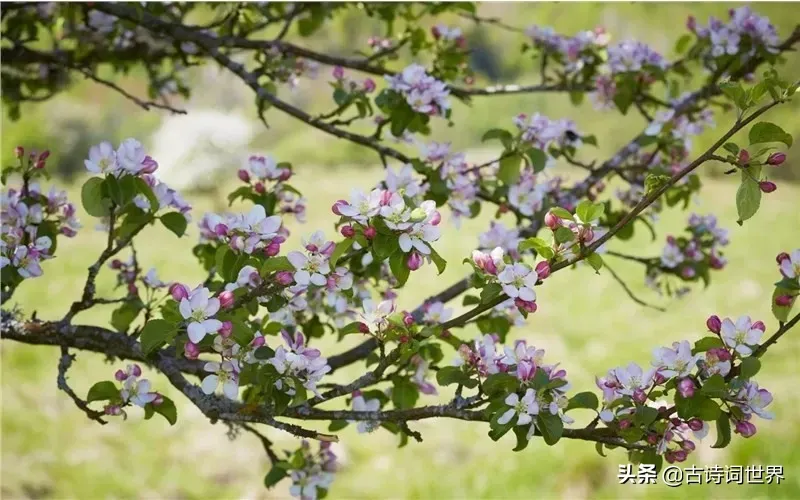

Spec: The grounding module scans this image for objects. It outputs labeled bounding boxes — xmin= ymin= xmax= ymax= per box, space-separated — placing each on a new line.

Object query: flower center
xmin=191 ymin=309 xmax=205 ymax=322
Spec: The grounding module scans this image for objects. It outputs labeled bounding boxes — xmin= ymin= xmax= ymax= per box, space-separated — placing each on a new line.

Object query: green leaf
xmin=674 ymin=34 xmax=692 ymax=54
xmin=429 ymin=247 xmax=447 ymax=274
xmin=482 ymin=373 xmax=519 ymax=396
xmin=735 ymin=166 xmax=762 ymax=225
xmin=86 ymin=381 xmax=119 ymax=402
xmin=139 ymin=319 xmax=177 ymax=354
xmin=481 ymin=128 xmax=513 ymax=148
xmin=392 ymin=378 xmax=419 ymax=409
xmin=389 ymin=251 xmax=410 ymax=287
xmin=586 ymin=253 xmax=603 ymax=272
xmin=700 ymin=375 xmax=726 ymax=399
xmin=264 ymin=464 xmax=289 ymax=489
xmin=498 ymin=153 xmax=523 ymax=185
xmin=339 ymin=322 xmax=363 ymax=336
xmin=81 ymin=177 xmax=111 ymax=217
xmin=711 ymin=413 xmax=732 ymax=449
xmin=372 ymin=232 xmax=398 ymax=260
xmin=512 ymin=425 xmax=531 ymax=451
xmin=536 ymin=412 xmax=564 ymax=446
xmin=554 ymin=227 xmax=575 ymax=244
xmin=772 ymin=286 xmax=795 ymax=322
xmin=160 ymin=212 xmax=188 ymax=238
xmin=480 ymin=283 xmax=503 ymax=304
xmin=524 ymin=147 xmax=548 ymax=173
xmin=739 ymin=357 xmax=761 ymax=379
xmin=634 ymin=406 xmax=660 ymax=427
xmin=565 ymin=392 xmax=599 ymax=412
xmin=110 ymin=302 xmax=142 ymax=332
xmin=436 ymin=366 xmax=478 ymax=388
xmin=518 ymin=237 xmax=554 ymax=259
xmin=153 ymin=396 xmax=177 ymax=425
xmin=719 ymin=81 xmax=747 ymax=110
xmin=105 ymin=175 xmax=125 ymax=206
xmin=261 ymin=256 xmax=294 ymax=274
xmin=692 ymin=336 xmax=724 ymax=354
xmin=549 ymin=207 xmax=573 ymax=220
xmin=749 ymin=121 xmax=793 ymax=148
xmin=696 ymin=398 xmax=722 ymax=421
xmin=722 ymin=142 xmax=740 ymax=155
xmin=329 ymin=239 xmax=354 ymax=267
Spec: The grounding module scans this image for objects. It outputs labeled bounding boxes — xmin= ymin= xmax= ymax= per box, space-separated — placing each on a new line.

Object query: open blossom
xmin=497 ymin=263 xmax=538 ymax=302
xmin=268 ymin=331 xmax=331 ymax=396
xmin=478 ymin=221 xmax=521 ymax=255
xmin=720 ymin=316 xmax=763 ymax=356
xmin=288 ymin=249 xmax=331 ymax=287
xmin=349 ymin=392 xmax=381 ymax=433
xmin=779 ymin=249 xmax=800 ymax=279
xmin=498 ymin=389 xmax=539 ymax=425
xmin=660 ymin=241 xmax=684 ymax=268
xmin=411 ymin=356 xmax=437 ymax=395
xmin=337 ymin=188 xmax=382 ymax=224
xmin=614 ymin=362 xmax=656 ymax=396
xmin=398 ymin=201 xmax=440 ymax=254
xmin=385 ymin=64 xmax=451 ymax=116
xmin=359 ymin=299 xmax=395 ymax=335
xmin=84 ymin=141 xmax=119 ymax=175
xmin=652 ymin=340 xmax=702 ymax=378
xmin=120 ymin=377 xmax=158 ymax=407
xmin=385 ymin=164 xmax=424 ymax=199
xmin=201 ymin=360 xmax=239 ymax=399
xmin=454 ymin=334 xmax=501 ymax=376
xmin=116 ymin=138 xmax=150 ymax=174
xmin=735 ymin=381 xmax=774 ymax=420
xmin=179 ymin=286 xmax=222 ymax=343
xmin=422 ymin=301 xmax=452 ymax=324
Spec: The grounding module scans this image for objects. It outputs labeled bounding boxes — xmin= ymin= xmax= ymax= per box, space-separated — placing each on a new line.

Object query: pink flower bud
xmin=169 ymin=283 xmax=189 ymax=301
xmin=708 ymin=347 xmax=731 ymax=362
xmin=759 ymin=181 xmax=777 ymax=193
xmin=681 ymin=267 xmax=696 ymax=279
xmin=670 ymin=418 xmax=682 ymax=427
xmin=14 ymin=146 xmax=24 ymax=159
xmin=218 ymin=291 xmax=235 ymax=309
xmin=534 ymin=261 xmax=550 ymax=280
xmin=364 ymin=226 xmax=376 ymax=240
xmin=654 ymin=372 xmax=666 ymax=385
xmin=184 ymin=341 xmax=200 ymax=359
xmin=363 ymin=78 xmax=376 ymax=93
xmin=340 ymin=225 xmax=355 ymax=238
xmin=646 ymin=433 xmax=659 ymax=445
xmin=128 ymin=283 xmax=139 ymax=295
xmin=279 ymin=169 xmax=292 ymax=182
xmin=767 ymin=152 xmax=786 ymax=166
xmin=431 ymin=26 xmax=441 ymax=39
xmin=237 ymin=169 xmax=251 ymax=183
xmin=632 ymin=388 xmax=647 ymax=403
xmin=777 ymin=252 xmax=790 ymax=264
xmin=275 ymin=271 xmax=294 ymax=285
xmin=152 ymin=393 xmax=164 ymax=406
xmin=677 ymin=378 xmax=695 ymax=398
xmin=688 ymin=418 xmax=704 ymax=431
xmin=332 ymin=66 xmax=344 ymax=80
xmin=686 ymin=15 xmax=696 ymax=32
xmin=581 ymin=226 xmax=594 ymax=243
xmin=60 ymin=227 xmax=77 ymax=237
xmin=738 ymin=149 xmax=750 ymax=165
xmin=219 ymin=320 xmax=233 ymax=338
xmin=131 ymin=364 xmax=142 ymax=377
xmin=673 ymin=450 xmax=688 ymax=463
xmin=251 ymin=335 xmax=266 ymax=348
xmin=34 ymin=160 xmax=46 ymax=169
xmin=104 ymin=405 xmax=123 ymax=416
xmin=735 ymin=420 xmax=757 ymax=438
xmin=265 ymin=241 xmax=281 ymax=256
xmin=706 ymin=315 xmax=722 ymax=334
xmin=358 ymin=322 xmax=370 ymax=334
xmin=430 ymin=211 xmax=441 ymax=226
xmin=776 ymin=294 xmax=793 ymax=307
xmin=331 ymin=200 xmax=348 ymax=215
xmin=403 ymin=312 xmax=414 ymax=327
xmin=752 ymin=320 xmax=765 ymax=332
xmin=682 ymin=439 xmax=696 ymax=451
xmin=214 ymin=223 xmax=229 ymax=236
xmin=140 ymin=156 xmax=158 ymax=174
xmin=115 ymin=369 xmax=127 ymax=381
xmin=618 ymin=419 xmax=631 ymax=430
xmin=254 ymin=182 xmax=266 ymax=194
xmin=38 ymin=150 xmax=50 ymax=162
xmin=305 ymin=243 xmax=319 ymax=253
xmin=110 ymin=259 xmax=123 ymax=269
xmin=407 ymin=252 xmax=423 ymax=271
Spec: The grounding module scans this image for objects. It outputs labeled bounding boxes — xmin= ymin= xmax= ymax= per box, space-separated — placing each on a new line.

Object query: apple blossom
xmin=652 ymin=341 xmax=703 ymax=378
xmin=201 ymin=360 xmax=239 ymax=399
xmin=497 ymin=263 xmax=538 ymax=302
xmin=498 ymin=389 xmax=538 ymax=426
xmin=778 ymin=249 xmax=800 ymax=279
xmin=720 ymin=315 xmax=764 ymax=356
xmin=179 ymin=286 xmax=223 ymax=343
xmin=349 ymin=391 xmax=381 ymax=433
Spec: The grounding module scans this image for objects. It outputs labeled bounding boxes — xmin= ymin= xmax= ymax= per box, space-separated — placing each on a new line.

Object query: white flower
xmin=287 ymin=250 xmax=330 ymax=286
xmin=720 ymin=316 xmax=763 ymax=356
xmin=497 ymin=389 xmax=538 ymax=426
xmin=116 ymin=138 xmax=148 ymax=174
xmin=350 ymin=394 xmax=381 ymax=433
xmin=780 ymin=249 xmax=800 ymax=279
xmin=179 ymin=287 xmax=222 ymax=343
xmin=121 ymin=378 xmax=157 ymax=407
xmin=423 ymin=301 xmax=452 ymax=324
xmin=359 ymin=299 xmax=395 ymax=335
xmin=651 ymin=340 xmax=702 ymax=378
xmin=201 ymin=361 xmax=239 ymax=399
xmin=338 ymin=189 xmax=381 ymax=224
xmin=660 ymin=242 xmax=684 ymax=269
xmin=142 ymin=268 xmax=165 ymax=288
xmin=614 ymin=363 xmax=655 ymax=396
xmin=497 ymin=263 xmax=538 ymax=302
xmin=385 ymin=164 xmax=422 ymax=198
xmin=84 ymin=141 xmax=119 ymax=175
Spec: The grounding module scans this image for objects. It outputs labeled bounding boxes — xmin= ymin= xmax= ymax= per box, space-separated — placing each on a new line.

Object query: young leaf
xmin=86 ymin=381 xmax=119 ymax=402
xmin=160 ymin=212 xmax=188 ymax=238
xmin=536 ymin=412 xmax=564 ymax=445
xmin=389 ymin=251 xmax=410 ymax=287
xmin=498 ymin=153 xmax=523 ymax=185
xmin=586 ymin=253 xmax=603 ymax=272
xmin=429 ymin=247 xmax=447 ymax=274
xmin=739 ymin=356 xmax=761 ymax=379
xmin=81 ymin=177 xmax=111 ymax=217
xmin=261 ymin=256 xmax=294 ymax=274
xmin=735 ymin=167 xmax=762 ymax=224
xmin=140 ymin=319 xmax=177 ymax=354
xmin=329 ymin=239 xmax=354 ymax=267
xmin=392 ymin=378 xmax=419 ymax=409
xmin=264 ymin=465 xmax=289 ymax=489
xmin=565 ymin=392 xmax=599 ymax=412
xmin=153 ymin=396 xmax=178 ymax=425
xmin=749 ymin=122 xmax=793 ymax=148
xmin=711 ymin=413 xmax=732 ymax=449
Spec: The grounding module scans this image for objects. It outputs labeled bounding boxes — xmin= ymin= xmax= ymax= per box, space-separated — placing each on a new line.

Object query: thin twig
xmin=604 ymin=262 xmax=666 ymax=312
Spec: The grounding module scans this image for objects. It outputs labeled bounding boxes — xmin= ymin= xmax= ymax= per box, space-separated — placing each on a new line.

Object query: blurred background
xmin=2 ymin=3 xmax=799 ymax=499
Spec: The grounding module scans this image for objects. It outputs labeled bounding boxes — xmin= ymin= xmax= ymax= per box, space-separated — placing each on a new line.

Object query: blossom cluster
xmin=512 ymin=112 xmax=583 ymax=151
xmin=471 ymin=246 xmax=547 ymax=313
xmin=104 ymin=363 xmax=162 ymax=418
xmin=287 ymin=441 xmax=337 ymax=500
xmin=775 ymin=249 xmax=800 ymax=307
xmin=108 ymin=255 xmax=168 ymax=296
xmin=690 ymin=7 xmax=780 ymax=61
xmin=596 ymin=314 xmax=773 ymax=463
xmin=1 ymin=148 xmax=80 ymax=282
xmin=418 ymin=142 xmax=480 ymax=227
xmin=238 ymin=155 xmax=307 ymax=223
xmin=385 ymin=64 xmax=451 ymax=116
xmin=198 ymin=204 xmax=285 ymax=255
xmin=525 ymin=26 xmax=609 ymax=75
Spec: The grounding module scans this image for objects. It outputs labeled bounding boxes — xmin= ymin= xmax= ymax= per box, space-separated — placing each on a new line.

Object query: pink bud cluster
xmin=330 ymin=66 xmax=377 ymax=94
xmin=237 ymin=155 xmax=306 ymax=224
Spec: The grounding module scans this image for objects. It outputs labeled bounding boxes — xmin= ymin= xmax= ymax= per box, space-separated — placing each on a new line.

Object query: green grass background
xmin=2 ymin=2 xmax=800 ymax=499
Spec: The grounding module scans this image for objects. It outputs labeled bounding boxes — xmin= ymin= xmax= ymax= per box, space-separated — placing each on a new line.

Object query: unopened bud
xmin=169 ymin=283 xmax=190 ymax=302
xmin=152 ymin=393 xmax=164 ymax=406
xmin=115 ymin=369 xmax=127 ymax=381
xmin=682 ymin=439 xmax=696 ymax=451
xmin=184 ymin=341 xmax=200 ymax=359
xmin=407 ymin=252 xmax=423 ymax=271
xmin=738 ymin=149 xmax=750 ymax=165
xmin=429 ymin=211 xmax=441 ymax=226
xmin=706 ymin=315 xmax=722 ymax=334
xmin=776 ymin=252 xmax=790 ymax=264
xmin=251 ymin=335 xmax=266 ymax=348
xmin=219 ymin=320 xmax=233 ymax=338
xmin=340 ymin=225 xmax=355 ymax=238
xmin=767 ymin=152 xmax=786 ymax=166
xmin=534 ymin=261 xmax=550 ymax=280
xmin=14 ymin=146 xmax=24 ymax=159
xmin=110 ymin=259 xmax=123 ymax=269
xmin=141 ymin=156 xmax=158 ymax=174
xmin=264 ymin=241 xmax=281 ymax=256
xmin=131 ymin=364 xmax=142 ymax=377
xmin=332 ymin=66 xmax=344 ymax=80
xmin=254 ymin=182 xmax=266 ymax=194
xmin=358 ymin=322 xmax=370 ymax=334
xmin=686 ymin=15 xmax=696 ymax=32
xmin=776 ymin=294 xmax=793 ymax=307
xmin=238 ymin=169 xmax=251 ymax=183
xmin=632 ymin=388 xmax=647 ymax=404
xmin=618 ymin=419 xmax=631 ymax=430
xmin=278 ymin=169 xmax=292 ymax=182
xmin=364 ymin=226 xmax=376 ymax=239
xmin=752 ymin=320 xmax=765 ymax=332
xmin=403 ymin=312 xmax=414 ymax=327
xmin=759 ymin=181 xmax=777 ymax=193
xmin=218 ymin=291 xmax=235 ymax=309
xmin=677 ymin=378 xmax=695 ymax=398
xmin=735 ymin=420 xmax=757 ymax=438
xmin=363 ymin=78 xmax=376 ymax=93
xmin=275 ymin=270 xmax=294 ymax=285
xmin=332 ymin=200 xmax=348 ymax=216
xmin=688 ymin=418 xmax=704 ymax=431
